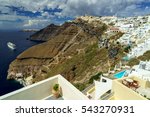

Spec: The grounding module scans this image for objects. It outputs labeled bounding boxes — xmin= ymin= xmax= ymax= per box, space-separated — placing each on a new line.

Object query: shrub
xmin=127 ymin=58 xmax=139 ymax=67
xmin=124 ymin=45 xmax=131 ymax=53
xmin=74 ymin=83 xmax=86 ymax=91
xmin=89 ymin=72 xmax=102 ymax=84
xmin=53 ymin=84 xmax=59 ymax=91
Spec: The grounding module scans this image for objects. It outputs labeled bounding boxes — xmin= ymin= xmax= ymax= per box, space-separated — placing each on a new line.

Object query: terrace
xmin=111 ymin=75 xmax=149 ymax=100
xmin=0 ymin=75 xmax=88 ymax=100
xmin=109 ymin=78 xmax=147 ymax=100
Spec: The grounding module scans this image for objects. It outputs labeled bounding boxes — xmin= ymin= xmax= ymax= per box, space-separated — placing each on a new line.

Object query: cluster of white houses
xmin=127 ymin=38 xmax=150 ymax=59
xmin=100 ymin=15 xmax=150 ymax=60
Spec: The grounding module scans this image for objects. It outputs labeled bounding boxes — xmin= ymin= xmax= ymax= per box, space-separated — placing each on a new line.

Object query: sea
xmin=0 ymin=31 xmax=40 ymax=96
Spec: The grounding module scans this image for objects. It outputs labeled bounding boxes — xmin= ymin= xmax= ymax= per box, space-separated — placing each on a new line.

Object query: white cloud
xmin=0 ymin=14 xmax=27 ymax=21
xmin=0 ymin=20 xmax=23 ymax=30
xmin=0 ymin=0 xmax=150 ymax=29
xmin=0 ymin=0 xmax=150 ymax=17
xmin=60 ymin=0 xmax=150 ymax=17
xmin=0 ymin=0 xmax=66 ymax=29
xmin=41 ymin=11 xmax=54 ymax=18
xmin=23 ymin=19 xmax=51 ymax=28
xmin=0 ymin=6 xmax=11 ymax=14
xmin=0 ymin=0 xmax=65 ymax=13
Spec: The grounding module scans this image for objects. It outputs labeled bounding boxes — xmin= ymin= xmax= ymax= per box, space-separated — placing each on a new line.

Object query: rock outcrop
xmin=29 ymin=24 xmax=60 ymax=41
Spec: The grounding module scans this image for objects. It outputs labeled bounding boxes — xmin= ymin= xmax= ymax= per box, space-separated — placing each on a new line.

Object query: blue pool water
xmin=122 ymin=56 xmax=130 ymax=61
xmin=114 ymin=70 xmax=126 ymax=79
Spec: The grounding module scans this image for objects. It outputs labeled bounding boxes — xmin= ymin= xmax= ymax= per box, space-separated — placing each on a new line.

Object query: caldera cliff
xmin=7 ymin=16 xmax=124 ymax=90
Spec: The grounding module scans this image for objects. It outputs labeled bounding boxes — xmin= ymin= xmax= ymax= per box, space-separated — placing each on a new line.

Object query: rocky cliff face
xmin=29 ymin=24 xmax=60 ymax=41
xmin=8 ymin=17 xmax=124 ymax=89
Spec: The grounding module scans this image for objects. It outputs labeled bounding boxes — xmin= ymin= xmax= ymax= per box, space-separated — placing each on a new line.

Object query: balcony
xmin=0 ymin=75 xmax=88 ymax=100
xmin=112 ymin=76 xmax=148 ymax=100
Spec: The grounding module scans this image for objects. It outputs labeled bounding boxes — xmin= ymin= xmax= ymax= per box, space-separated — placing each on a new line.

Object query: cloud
xmin=61 ymin=0 xmax=150 ymax=17
xmin=23 ymin=19 xmax=51 ymax=28
xmin=0 ymin=0 xmax=67 ymax=29
xmin=0 ymin=0 xmax=150 ymax=30
xmin=0 ymin=20 xmax=24 ymax=30
xmin=0 ymin=14 xmax=27 ymax=21
xmin=0 ymin=0 xmax=65 ymax=13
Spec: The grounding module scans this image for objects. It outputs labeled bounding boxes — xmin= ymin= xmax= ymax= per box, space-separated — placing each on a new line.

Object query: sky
xmin=0 ymin=0 xmax=150 ymax=30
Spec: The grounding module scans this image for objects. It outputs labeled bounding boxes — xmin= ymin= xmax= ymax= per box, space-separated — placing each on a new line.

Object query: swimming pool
xmin=122 ymin=56 xmax=130 ymax=61
xmin=114 ymin=70 xmax=126 ymax=79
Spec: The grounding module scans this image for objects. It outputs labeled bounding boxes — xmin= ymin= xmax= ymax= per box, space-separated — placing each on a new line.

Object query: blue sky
xmin=0 ymin=0 xmax=150 ymax=30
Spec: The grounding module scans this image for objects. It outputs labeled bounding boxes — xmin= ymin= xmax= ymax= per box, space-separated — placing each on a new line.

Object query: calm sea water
xmin=0 ymin=31 xmax=40 ymax=96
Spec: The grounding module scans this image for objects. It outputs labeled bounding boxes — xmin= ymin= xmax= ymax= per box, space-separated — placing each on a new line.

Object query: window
xmin=102 ymin=79 xmax=107 ymax=83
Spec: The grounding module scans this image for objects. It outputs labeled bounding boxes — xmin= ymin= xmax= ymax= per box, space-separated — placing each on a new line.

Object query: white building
xmin=127 ymin=38 xmax=150 ymax=59
xmin=86 ymin=76 xmax=113 ymax=100
xmin=132 ymin=61 xmax=150 ymax=79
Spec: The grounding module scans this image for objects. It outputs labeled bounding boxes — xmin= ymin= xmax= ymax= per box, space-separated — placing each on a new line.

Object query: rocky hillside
xmin=29 ymin=24 xmax=60 ymax=41
xmin=8 ymin=16 xmax=125 ymax=90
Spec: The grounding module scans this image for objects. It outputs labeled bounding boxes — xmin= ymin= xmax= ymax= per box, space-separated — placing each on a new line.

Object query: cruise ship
xmin=7 ymin=42 xmax=16 ymax=50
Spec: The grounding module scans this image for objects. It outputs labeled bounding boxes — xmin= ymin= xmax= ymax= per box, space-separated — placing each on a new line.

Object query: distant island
xmin=21 ymin=29 xmax=39 ymax=32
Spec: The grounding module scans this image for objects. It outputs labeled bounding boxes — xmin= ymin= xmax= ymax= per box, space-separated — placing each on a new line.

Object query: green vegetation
xmin=47 ymin=42 xmax=107 ymax=78
xmin=109 ymin=22 xmax=115 ymax=26
xmin=109 ymin=32 xmax=124 ymax=40
xmin=74 ymin=83 xmax=86 ymax=91
xmin=53 ymin=84 xmax=59 ymax=91
xmin=124 ymin=45 xmax=131 ymax=53
xmin=128 ymin=58 xmax=139 ymax=66
xmin=127 ymin=50 xmax=150 ymax=66
xmin=74 ymin=72 xmax=102 ymax=91
xmin=138 ymin=50 xmax=150 ymax=61
xmin=88 ymin=72 xmax=102 ymax=84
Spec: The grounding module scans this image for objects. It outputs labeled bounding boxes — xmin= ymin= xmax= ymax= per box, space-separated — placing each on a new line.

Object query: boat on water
xmin=7 ymin=42 xmax=16 ymax=50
